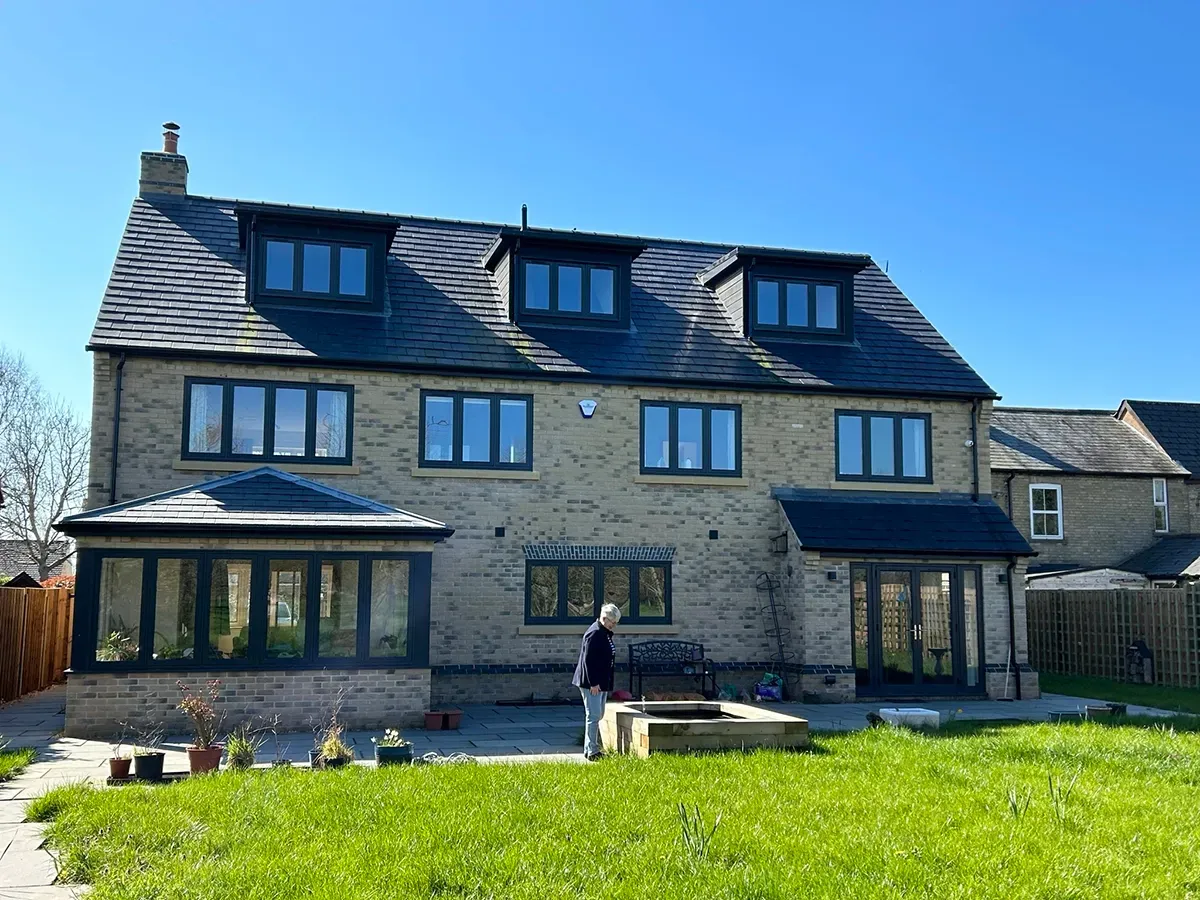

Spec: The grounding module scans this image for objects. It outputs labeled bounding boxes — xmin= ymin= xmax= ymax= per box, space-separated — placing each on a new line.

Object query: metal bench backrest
xmin=630 ymin=640 xmax=705 ymax=665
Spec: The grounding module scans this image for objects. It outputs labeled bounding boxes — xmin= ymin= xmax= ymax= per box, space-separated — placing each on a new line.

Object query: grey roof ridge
xmin=1122 ymin=398 xmax=1200 ymax=409
xmin=184 ymin=192 xmax=875 ymax=260
xmin=992 ymin=406 xmax=1118 ymax=416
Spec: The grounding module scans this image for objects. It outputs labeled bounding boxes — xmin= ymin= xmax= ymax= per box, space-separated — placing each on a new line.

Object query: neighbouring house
xmin=0 ymin=539 xmax=75 ymax=584
xmin=989 ymin=407 xmax=1192 ymax=588
xmin=53 ymin=125 xmax=1037 ymax=738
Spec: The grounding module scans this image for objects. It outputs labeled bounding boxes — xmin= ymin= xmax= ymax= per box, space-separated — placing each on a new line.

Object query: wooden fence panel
xmin=0 ymin=586 xmax=72 ymax=703
xmin=1027 ymin=588 xmax=1200 ymax=688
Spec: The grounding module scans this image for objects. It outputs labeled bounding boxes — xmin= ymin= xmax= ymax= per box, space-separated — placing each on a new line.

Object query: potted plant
xmin=178 ymin=679 xmax=224 ymax=775
xmin=225 ymin=721 xmax=266 ymax=770
xmin=132 ymin=726 xmax=166 ymax=782
xmin=372 ymin=728 xmax=414 ymax=766
xmin=108 ymin=727 xmax=132 ymax=779
xmin=309 ymin=694 xmax=354 ymax=769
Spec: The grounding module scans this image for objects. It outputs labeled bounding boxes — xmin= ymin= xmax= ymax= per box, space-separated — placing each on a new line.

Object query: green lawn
xmin=1039 ymin=672 xmax=1200 ymax=715
xmin=0 ymin=743 xmax=36 ymax=781
xmin=28 ymin=720 xmax=1200 ymax=900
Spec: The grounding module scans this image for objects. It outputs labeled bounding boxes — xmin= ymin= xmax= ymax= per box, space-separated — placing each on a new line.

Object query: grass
xmin=1040 ymin=672 xmax=1200 ymax=715
xmin=28 ymin=719 xmax=1200 ymax=899
xmin=0 ymin=742 xmax=36 ymax=782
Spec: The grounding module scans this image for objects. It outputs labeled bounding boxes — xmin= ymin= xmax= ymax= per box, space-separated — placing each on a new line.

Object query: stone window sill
xmin=517 ymin=624 xmax=680 ymax=636
xmin=633 ymin=474 xmax=748 ymax=487
xmin=827 ymin=480 xmax=940 ymax=493
xmin=174 ymin=459 xmax=361 ymax=475
xmin=410 ymin=468 xmax=540 ymax=481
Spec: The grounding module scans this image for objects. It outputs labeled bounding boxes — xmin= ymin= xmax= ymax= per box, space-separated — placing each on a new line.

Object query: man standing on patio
xmin=572 ymin=603 xmax=620 ymax=761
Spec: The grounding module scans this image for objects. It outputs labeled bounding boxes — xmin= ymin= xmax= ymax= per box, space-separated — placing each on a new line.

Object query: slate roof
xmin=1119 ymin=535 xmax=1200 ymax=579
xmin=53 ymin=467 xmax=453 ymax=539
xmin=1120 ymin=401 xmax=1200 ymax=481
xmin=86 ymin=194 xmax=997 ymax=398
xmin=989 ymin=408 xmax=1187 ymax=476
xmin=775 ymin=489 xmax=1033 ymax=557
xmin=0 ymin=540 xmax=73 ymax=581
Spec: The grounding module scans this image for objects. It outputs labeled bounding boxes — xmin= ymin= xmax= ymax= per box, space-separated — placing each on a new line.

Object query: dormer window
xmin=750 ymin=272 xmax=848 ymax=337
xmin=237 ymin=204 xmax=394 ymax=313
xmin=521 ymin=260 xmax=616 ymax=318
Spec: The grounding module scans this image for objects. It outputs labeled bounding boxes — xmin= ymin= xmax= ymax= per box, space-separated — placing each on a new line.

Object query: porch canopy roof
xmin=776 ymin=489 xmax=1033 ymax=558
xmin=53 ymin=467 xmax=454 ymax=541
xmin=1119 ymin=535 xmax=1200 ymax=579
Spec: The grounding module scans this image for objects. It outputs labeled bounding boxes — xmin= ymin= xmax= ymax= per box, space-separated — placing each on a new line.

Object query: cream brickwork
xmin=65 ymin=668 xmax=430 ymax=739
xmin=992 ymin=473 xmax=1191 ymax=571
xmin=82 ymin=353 xmax=1022 ymax=703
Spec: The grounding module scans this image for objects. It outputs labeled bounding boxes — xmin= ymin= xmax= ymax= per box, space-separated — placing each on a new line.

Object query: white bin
xmin=878 ymin=707 xmax=941 ymax=729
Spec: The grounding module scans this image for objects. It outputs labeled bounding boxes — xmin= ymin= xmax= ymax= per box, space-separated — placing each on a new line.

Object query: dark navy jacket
xmin=571 ymin=620 xmax=616 ymax=692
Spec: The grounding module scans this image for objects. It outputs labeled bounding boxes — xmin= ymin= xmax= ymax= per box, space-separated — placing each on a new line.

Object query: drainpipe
xmin=1006 ymin=555 xmax=1022 ymax=700
xmin=1005 ymin=472 xmax=1016 ymax=518
xmin=108 ymin=353 xmax=126 ymax=505
xmin=970 ymin=399 xmax=980 ymax=501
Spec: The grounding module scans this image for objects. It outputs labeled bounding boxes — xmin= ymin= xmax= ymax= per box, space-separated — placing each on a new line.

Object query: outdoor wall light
xmin=709 ymin=529 xmax=719 ymax=540
xmin=824 ymin=675 xmax=837 ymax=686
xmin=826 ymin=570 xmax=838 ymax=581
xmin=997 ymin=571 xmax=1008 ymax=584
xmin=494 ymin=526 xmax=506 ymax=538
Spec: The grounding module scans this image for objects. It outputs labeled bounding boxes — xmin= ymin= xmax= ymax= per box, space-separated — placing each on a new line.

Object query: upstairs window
xmin=754 ymin=278 xmax=841 ymax=332
xmin=836 ymin=411 xmax=931 ymax=483
xmin=1030 ymin=484 xmax=1063 ymax=540
xmin=1153 ymin=478 xmax=1169 ymax=532
xmin=261 ymin=238 xmax=370 ymax=300
xmin=521 ymin=260 xmax=617 ymax=318
xmin=183 ymin=378 xmax=353 ymax=464
xmin=420 ymin=391 xmax=532 ymax=470
xmin=641 ymin=402 xmax=741 ymax=476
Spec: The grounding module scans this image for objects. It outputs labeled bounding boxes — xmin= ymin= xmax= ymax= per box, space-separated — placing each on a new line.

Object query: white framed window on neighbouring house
xmin=1029 ymin=484 xmax=1063 ymax=539
xmin=1153 ymin=478 xmax=1169 ymax=533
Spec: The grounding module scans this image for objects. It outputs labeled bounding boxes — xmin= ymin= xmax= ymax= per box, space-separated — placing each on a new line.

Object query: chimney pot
xmin=162 ymin=122 xmax=180 ymax=155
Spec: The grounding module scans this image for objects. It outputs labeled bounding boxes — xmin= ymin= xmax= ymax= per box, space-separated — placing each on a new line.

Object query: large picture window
xmin=835 ymin=411 xmax=932 ymax=483
xmin=420 ymin=391 xmax=532 ymax=470
xmin=182 ymin=378 xmax=353 ymax=464
xmin=77 ymin=551 xmax=430 ymax=671
xmin=640 ymin=402 xmax=741 ymax=476
xmin=525 ymin=560 xmax=671 ymax=624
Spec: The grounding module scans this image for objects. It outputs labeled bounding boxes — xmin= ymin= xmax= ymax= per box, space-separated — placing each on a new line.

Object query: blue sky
xmin=1 ymin=2 xmax=1196 ymax=416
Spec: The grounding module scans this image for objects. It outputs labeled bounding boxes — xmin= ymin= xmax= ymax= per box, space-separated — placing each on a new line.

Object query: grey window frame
xmin=181 ymin=377 xmax=353 ymax=465
xmin=746 ymin=264 xmax=855 ymax=342
xmin=523 ymin=560 xmax=672 ymax=625
xmin=1153 ymin=477 xmax=1169 ymax=533
xmin=256 ymin=235 xmax=374 ymax=302
xmin=639 ymin=401 xmax=742 ymax=477
xmin=249 ymin=219 xmax=389 ymax=312
xmin=512 ymin=245 xmax=633 ymax=329
xmin=834 ymin=410 xmax=933 ymax=484
xmin=418 ymin=390 xmax=534 ymax=471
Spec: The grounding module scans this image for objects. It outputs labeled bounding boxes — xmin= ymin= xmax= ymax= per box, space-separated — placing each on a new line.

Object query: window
xmin=640 ymin=402 xmax=741 ymax=476
xmin=1153 ymin=478 xmax=1169 ymax=532
xmin=752 ymin=276 xmax=844 ymax=335
xmin=258 ymin=236 xmax=371 ymax=302
xmin=525 ymin=561 xmax=671 ymax=624
xmin=520 ymin=259 xmax=618 ymax=319
xmin=419 ymin=391 xmax=532 ymax=470
xmin=1030 ymin=484 xmax=1063 ymax=540
xmin=81 ymin=551 xmax=428 ymax=670
xmin=835 ymin=412 xmax=931 ymax=483
xmin=182 ymin=379 xmax=353 ymax=464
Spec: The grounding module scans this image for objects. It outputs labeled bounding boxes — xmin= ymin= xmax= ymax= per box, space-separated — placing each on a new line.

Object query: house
xmin=0 ymin=539 xmax=75 ymax=584
xmin=989 ymin=407 xmax=1192 ymax=588
xmin=53 ymin=125 xmax=1037 ymax=738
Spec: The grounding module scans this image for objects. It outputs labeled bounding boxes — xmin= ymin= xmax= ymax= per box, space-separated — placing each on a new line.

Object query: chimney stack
xmin=138 ymin=121 xmax=188 ymax=198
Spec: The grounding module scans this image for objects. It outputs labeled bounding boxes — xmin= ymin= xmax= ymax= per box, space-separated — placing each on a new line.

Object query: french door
xmin=852 ymin=564 xmax=983 ymax=696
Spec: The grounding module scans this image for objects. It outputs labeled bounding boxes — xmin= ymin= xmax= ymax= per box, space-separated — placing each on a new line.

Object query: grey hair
xmin=600 ymin=603 xmax=622 ymax=623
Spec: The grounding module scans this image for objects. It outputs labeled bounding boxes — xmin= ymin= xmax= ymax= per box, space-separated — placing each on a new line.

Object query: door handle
xmin=911 ymin=624 xmax=922 ymax=642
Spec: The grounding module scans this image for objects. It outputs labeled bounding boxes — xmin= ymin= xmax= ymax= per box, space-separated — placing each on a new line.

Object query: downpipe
xmin=108 ymin=353 xmax=126 ymax=505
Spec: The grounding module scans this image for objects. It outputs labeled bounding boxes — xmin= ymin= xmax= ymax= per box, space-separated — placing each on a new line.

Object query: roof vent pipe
xmin=521 ymin=204 xmax=528 ymax=230
xmin=162 ymin=122 xmax=180 ymax=154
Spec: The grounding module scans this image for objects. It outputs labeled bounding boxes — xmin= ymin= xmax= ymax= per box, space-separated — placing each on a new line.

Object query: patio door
xmin=852 ymin=564 xmax=982 ymax=696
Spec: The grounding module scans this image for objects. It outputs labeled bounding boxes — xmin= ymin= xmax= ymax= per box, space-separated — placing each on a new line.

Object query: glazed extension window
xmin=419 ymin=391 xmax=532 ymax=470
xmin=525 ymin=560 xmax=670 ymax=624
xmin=836 ymin=411 xmax=931 ymax=483
xmin=641 ymin=402 xmax=741 ymax=476
xmin=183 ymin=378 xmax=353 ymax=464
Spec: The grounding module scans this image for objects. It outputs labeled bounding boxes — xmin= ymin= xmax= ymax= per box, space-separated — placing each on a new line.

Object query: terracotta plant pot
xmin=133 ymin=751 xmax=165 ymax=782
xmin=424 ymin=711 xmax=445 ymax=730
xmin=188 ymin=744 xmax=224 ymax=775
xmin=444 ymin=709 xmax=463 ymax=730
xmin=108 ymin=757 xmax=132 ymax=779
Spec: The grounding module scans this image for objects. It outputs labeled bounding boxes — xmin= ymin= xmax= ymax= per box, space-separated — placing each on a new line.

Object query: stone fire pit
xmin=600 ymin=701 xmax=808 ymax=757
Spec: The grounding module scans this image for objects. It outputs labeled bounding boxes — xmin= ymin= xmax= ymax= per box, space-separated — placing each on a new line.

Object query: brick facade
xmin=70 ymin=351 xmax=1033 ymax=728
xmin=991 ymin=472 xmax=1190 ymax=571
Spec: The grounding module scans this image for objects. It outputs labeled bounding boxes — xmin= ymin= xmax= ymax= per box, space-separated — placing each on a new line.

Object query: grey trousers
xmin=580 ymin=687 xmax=607 ymax=757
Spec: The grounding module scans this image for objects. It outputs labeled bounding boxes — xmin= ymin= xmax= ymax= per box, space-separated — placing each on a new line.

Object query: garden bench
xmin=628 ymin=640 xmax=717 ymax=699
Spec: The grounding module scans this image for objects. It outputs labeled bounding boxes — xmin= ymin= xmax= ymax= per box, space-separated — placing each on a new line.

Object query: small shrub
xmin=678 ymin=803 xmax=721 ymax=861
xmin=178 ymin=679 xmax=223 ymax=750
xmin=226 ymin=722 xmax=266 ymax=770
xmin=133 ymin=724 xmax=165 ymax=756
xmin=24 ymin=781 xmax=95 ymax=822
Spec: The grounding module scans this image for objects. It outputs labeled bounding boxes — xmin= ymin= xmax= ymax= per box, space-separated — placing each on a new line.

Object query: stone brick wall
xmin=83 ymin=352 xmax=1007 ymax=704
xmin=65 ymin=668 xmax=431 ymax=739
xmin=991 ymin=472 xmax=1190 ymax=570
